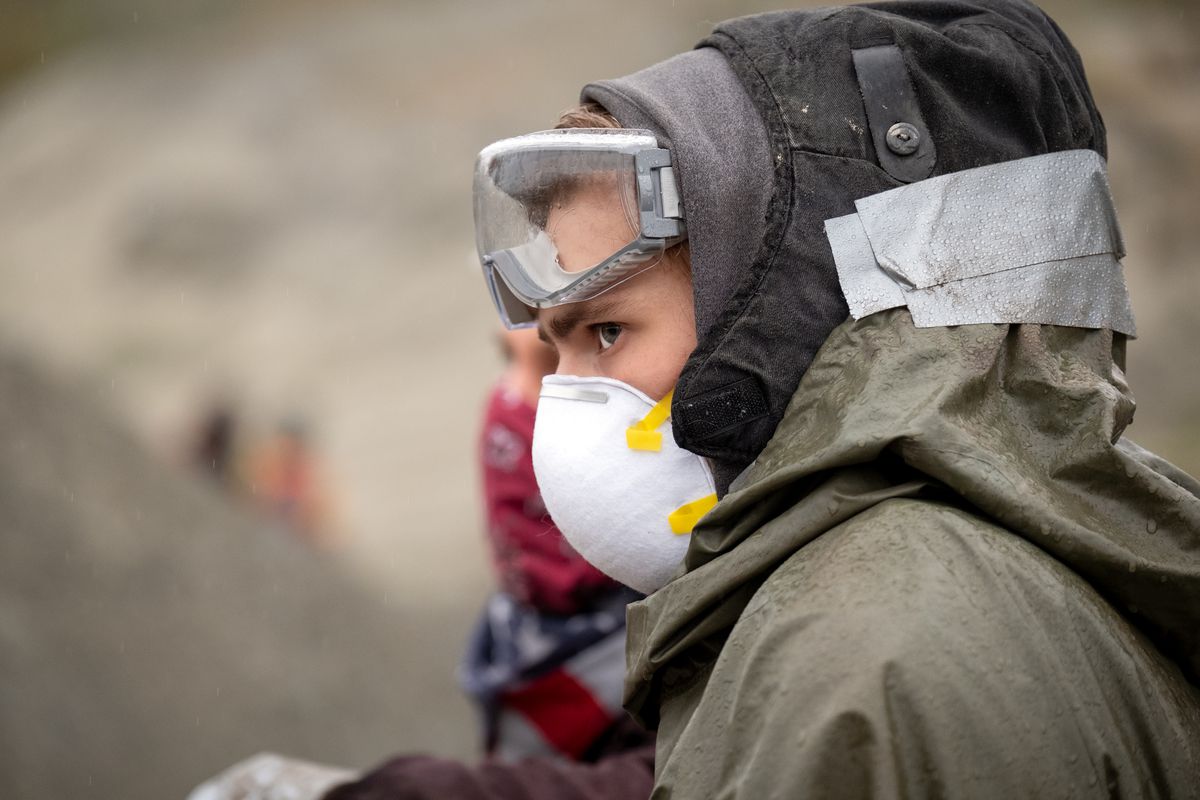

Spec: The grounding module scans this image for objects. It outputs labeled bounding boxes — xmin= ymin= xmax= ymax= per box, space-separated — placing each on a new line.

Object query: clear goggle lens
xmin=473 ymin=128 xmax=685 ymax=327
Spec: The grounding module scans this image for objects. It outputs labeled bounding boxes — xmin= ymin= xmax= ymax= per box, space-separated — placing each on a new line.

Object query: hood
xmin=582 ymin=47 xmax=775 ymax=364
xmin=584 ymin=0 xmax=1107 ymax=491
xmin=623 ymin=308 xmax=1200 ymax=726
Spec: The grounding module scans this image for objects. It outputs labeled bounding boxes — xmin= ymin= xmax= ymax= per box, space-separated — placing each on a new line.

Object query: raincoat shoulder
xmin=651 ymin=496 xmax=1200 ymax=798
xmin=626 ymin=310 xmax=1200 ymax=799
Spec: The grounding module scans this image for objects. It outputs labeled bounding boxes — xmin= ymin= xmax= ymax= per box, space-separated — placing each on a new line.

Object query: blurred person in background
xmin=187 ymin=403 xmax=342 ymax=548
xmin=470 ymin=0 xmax=1200 ymax=796
xmin=320 ymin=328 xmax=654 ymax=796
xmin=190 ymin=401 xmax=238 ymax=485
xmin=243 ymin=417 xmax=342 ymax=549
xmin=464 ymin=328 xmax=646 ymax=760
xmin=191 ymin=332 xmax=655 ymax=800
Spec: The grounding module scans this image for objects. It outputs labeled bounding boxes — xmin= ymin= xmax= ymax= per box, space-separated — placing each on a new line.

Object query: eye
xmin=595 ymin=322 xmax=623 ymax=351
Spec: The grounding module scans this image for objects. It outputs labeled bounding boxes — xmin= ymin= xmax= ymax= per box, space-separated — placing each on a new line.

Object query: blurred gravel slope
xmin=0 ymin=350 xmax=476 ymax=799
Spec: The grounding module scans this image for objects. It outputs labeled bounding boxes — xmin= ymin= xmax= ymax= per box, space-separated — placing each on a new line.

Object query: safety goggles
xmin=473 ymin=128 xmax=686 ymax=328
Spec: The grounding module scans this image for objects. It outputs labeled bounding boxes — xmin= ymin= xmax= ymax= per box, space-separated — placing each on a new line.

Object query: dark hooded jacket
xmin=578 ymin=0 xmax=1200 ymax=797
xmin=585 ymin=0 xmax=1108 ymax=493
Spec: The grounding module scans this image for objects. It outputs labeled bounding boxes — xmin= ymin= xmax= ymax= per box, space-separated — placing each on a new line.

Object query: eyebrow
xmin=539 ymin=296 xmax=625 ymax=343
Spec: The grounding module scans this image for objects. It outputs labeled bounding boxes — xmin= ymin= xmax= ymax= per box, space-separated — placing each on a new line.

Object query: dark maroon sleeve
xmin=321 ymin=746 xmax=655 ymax=800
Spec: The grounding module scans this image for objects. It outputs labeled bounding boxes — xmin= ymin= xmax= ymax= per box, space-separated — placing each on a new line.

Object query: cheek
xmin=616 ymin=315 xmax=696 ymax=400
xmin=630 ymin=358 xmax=685 ymax=400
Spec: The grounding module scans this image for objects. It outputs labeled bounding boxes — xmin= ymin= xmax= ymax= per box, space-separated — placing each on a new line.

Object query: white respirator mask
xmin=531 ymin=374 xmax=718 ymax=595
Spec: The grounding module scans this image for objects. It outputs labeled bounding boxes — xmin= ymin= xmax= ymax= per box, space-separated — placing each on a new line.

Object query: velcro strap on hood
xmin=825 ymin=150 xmax=1135 ymax=336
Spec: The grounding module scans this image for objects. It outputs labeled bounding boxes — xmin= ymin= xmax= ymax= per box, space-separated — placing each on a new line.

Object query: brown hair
xmin=554 ymin=102 xmax=621 ymax=130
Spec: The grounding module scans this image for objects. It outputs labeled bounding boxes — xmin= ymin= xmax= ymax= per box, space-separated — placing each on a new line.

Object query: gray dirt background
xmin=0 ymin=1 xmax=1196 ymax=798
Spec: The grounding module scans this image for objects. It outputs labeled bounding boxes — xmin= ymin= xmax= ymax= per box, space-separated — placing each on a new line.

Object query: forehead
xmin=545 ymin=176 xmax=638 ymax=273
xmin=536 ymin=286 xmax=632 ymax=340
xmin=545 ymin=174 xmax=632 ymax=226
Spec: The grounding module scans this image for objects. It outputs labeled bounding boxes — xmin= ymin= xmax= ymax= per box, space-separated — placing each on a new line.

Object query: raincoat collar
xmin=624 ymin=309 xmax=1200 ymax=726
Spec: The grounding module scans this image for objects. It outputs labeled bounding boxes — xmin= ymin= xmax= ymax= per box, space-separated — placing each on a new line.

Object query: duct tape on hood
xmin=824 ymin=150 xmax=1135 ymax=336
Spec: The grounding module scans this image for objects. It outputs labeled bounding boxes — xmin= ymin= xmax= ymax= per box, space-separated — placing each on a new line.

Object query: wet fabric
xmin=623 ymin=309 xmax=1200 ymax=797
xmin=587 ymin=0 xmax=1110 ymax=491
xmin=480 ymin=385 xmax=617 ymax=615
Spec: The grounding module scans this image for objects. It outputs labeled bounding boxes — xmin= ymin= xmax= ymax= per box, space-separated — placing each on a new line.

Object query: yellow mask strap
xmin=626 ymin=389 xmax=674 ymax=452
xmin=624 ymin=390 xmax=717 ymax=534
xmin=668 ymin=493 xmax=718 ymax=535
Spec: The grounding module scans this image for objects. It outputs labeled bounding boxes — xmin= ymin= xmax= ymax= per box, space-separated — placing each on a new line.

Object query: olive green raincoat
xmin=627 ymin=311 xmax=1200 ymax=798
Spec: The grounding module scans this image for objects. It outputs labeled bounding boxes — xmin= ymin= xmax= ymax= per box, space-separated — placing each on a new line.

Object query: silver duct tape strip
xmin=825 ymin=212 xmax=905 ymax=319
xmin=855 ymin=150 xmax=1124 ymax=289
xmin=905 ymin=254 xmax=1135 ymax=335
xmin=825 ymin=150 xmax=1136 ymax=337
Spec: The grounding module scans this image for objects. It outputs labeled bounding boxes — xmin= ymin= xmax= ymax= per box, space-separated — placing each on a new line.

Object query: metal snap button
xmin=886 ymin=122 xmax=921 ymax=155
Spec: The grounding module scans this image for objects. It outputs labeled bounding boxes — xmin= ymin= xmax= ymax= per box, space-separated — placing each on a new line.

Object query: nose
xmin=554 ymin=350 xmax=594 ymax=378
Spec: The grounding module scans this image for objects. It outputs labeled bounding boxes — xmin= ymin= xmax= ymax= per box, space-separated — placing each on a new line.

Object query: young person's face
xmin=535 ymin=181 xmax=696 ymax=401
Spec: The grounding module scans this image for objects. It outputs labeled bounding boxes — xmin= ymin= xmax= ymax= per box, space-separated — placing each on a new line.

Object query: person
xmin=190 ymin=335 xmax=655 ymax=800
xmin=477 ymin=329 xmax=619 ymax=617
xmin=190 ymin=401 xmax=237 ymax=484
xmin=195 ymin=2 xmax=1200 ymax=797
xmin=469 ymin=0 xmax=1200 ymax=797
xmin=461 ymin=328 xmax=649 ymax=762
xmin=319 ymin=329 xmax=654 ymax=798
xmin=243 ymin=418 xmax=340 ymax=549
